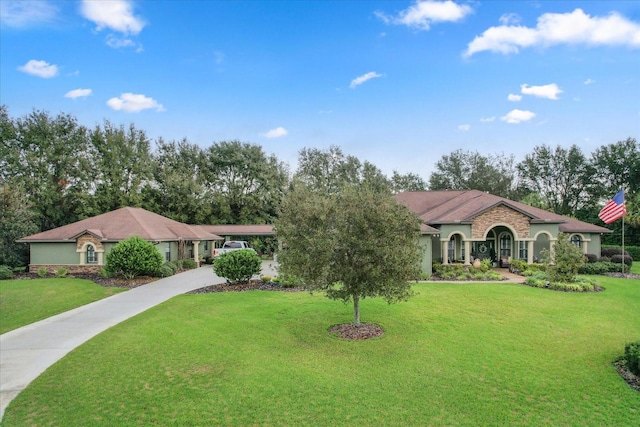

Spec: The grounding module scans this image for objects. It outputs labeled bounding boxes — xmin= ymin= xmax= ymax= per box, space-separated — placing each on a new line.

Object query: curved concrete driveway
xmin=0 ymin=261 xmax=278 ymax=420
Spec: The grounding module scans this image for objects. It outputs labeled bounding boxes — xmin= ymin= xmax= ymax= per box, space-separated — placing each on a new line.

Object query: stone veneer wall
xmin=472 ymin=205 xmax=530 ymax=239
xmin=28 ymin=264 xmax=101 ymax=274
xmin=76 ymin=234 xmax=104 ymax=251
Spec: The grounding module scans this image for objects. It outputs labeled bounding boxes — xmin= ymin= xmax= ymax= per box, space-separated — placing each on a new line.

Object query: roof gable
xmin=395 ymin=190 xmax=611 ymax=234
xmin=18 ymin=207 xmax=221 ymax=242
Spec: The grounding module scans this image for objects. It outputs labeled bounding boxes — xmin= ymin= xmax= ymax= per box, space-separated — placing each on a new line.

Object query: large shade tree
xmin=517 ymin=144 xmax=594 ymax=217
xmin=276 ymin=181 xmax=422 ymax=327
xmin=428 ymin=149 xmax=518 ymax=199
xmin=203 ymin=140 xmax=288 ymax=224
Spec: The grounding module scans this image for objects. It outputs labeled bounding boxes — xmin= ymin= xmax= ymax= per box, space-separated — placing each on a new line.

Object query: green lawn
xmin=0 ymin=278 xmax=127 ymax=334
xmin=3 ymin=277 xmax=640 ymax=426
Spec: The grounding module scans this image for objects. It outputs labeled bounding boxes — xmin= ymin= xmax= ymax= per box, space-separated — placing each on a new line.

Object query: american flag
xmin=598 ymin=190 xmax=627 ymax=224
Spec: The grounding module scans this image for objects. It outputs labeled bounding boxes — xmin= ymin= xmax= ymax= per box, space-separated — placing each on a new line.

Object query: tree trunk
xmin=353 ymin=296 xmax=360 ymax=327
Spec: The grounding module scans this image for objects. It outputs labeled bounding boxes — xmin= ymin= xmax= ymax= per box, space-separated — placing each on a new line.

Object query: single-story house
xmin=17 ymin=207 xmax=223 ymax=274
xmin=396 ymin=190 xmax=612 ymax=274
xmin=18 ymin=190 xmax=611 ymax=276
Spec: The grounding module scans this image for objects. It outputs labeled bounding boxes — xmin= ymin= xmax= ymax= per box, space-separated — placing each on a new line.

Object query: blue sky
xmin=1 ymin=1 xmax=639 ymax=179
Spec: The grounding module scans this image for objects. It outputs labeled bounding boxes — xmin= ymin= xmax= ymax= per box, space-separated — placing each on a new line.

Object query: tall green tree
xmin=428 ymin=149 xmax=518 ymax=198
xmin=203 ymin=140 xmax=288 ymax=224
xmin=0 ymin=182 xmax=38 ymax=267
xmin=590 ymin=137 xmax=639 ymax=200
xmin=2 ymin=108 xmax=91 ymax=230
xmin=88 ymin=121 xmax=153 ymax=214
xmin=390 ymin=170 xmax=427 ymax=193
xmin=295 ymin=145 xmax=390 ymax=194
xmin=276 ymin=181 xmax=422 ymax=327
xmin=517 ymin=144 xmax=593 ymax=217
xmin=145 ymin=138 xmax=211 ymax=224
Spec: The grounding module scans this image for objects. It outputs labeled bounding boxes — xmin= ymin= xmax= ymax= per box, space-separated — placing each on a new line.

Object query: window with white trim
xmin=570 ymin=235 xmax=582 ymax=248
xmin=519 ymin=241 xmax=528 ymax=260
xmin=86 ymin=244 xmax=98 ymax=264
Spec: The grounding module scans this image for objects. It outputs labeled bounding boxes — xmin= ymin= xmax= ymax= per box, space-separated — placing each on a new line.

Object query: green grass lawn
xmin=3 ymin=277 xmax=640 ymax=426
xmin=0 ymin=278 xmax=127 ymax=334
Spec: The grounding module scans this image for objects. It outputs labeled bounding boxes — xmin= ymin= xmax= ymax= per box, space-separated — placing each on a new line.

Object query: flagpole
xmin=621 ymin=215 xmax=625 ymax=278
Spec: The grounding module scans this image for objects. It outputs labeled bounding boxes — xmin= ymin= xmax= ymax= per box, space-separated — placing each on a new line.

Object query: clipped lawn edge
xmin=615 ymin=359 xmax=640 ymax=392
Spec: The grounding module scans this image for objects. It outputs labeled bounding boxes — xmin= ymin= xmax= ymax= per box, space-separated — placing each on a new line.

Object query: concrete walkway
xmin=0 ymin=261 xmax=278 ymax=420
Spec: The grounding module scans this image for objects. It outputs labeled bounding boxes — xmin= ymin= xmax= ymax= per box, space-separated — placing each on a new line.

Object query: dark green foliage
xmin=601 ymin=247 xmax=627 ymax=258
xmin=0 ymin=183 xmax=38 ymax=267
xmin=578 ymin=262 xmax=629 ymax=275
xmin=182 ymin=259 xmax=197 ymax=270
xmin=213 ymin=249 xmax=261 ymax=284
xmin=584 ymin=253 xmax=598 ymax=263
xmin=625 ymin=341 xmax=640 ymax=376
xmin=623 ymin=246 xmax=640 ymax=261
xmin=106 ymin=236 xmax=164 ymax=279
xmin=611 ymin=254 xmax=633 ymax=267
xmin=0 ymin=265 xmax=13 ymax=280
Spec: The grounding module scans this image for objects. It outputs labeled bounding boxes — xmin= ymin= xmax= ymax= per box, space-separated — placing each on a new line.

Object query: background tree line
xmin=1 ymin=106 xmax=638 ymax=266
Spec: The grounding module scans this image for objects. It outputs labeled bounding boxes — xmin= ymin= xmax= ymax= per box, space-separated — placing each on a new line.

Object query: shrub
xmin=0 ymin=265 xmax=13 ymax=280
xmin=203 ymin=256 xmax=214 ymax=265
xmin=625 ymin=245 xmax=640 ymax=261
xmin=611 ymin=254 xmax=633 ymax=267
xmin=99 ymin=267 xmax=112 ymax=278
xmin=261 ymin=275 xmax=272 ymax=283
xmin=106 ymin=236 xmax=164 ymax=280
xmin=164 ymin=262 xmax=178 ymax=274
xmin=182 ymin=259 xmax=197 ymax=270
xmin=584 ymin=253 xmax=598 ymax=263
xmin=625 ymin=341 xmax=640 ymax=376
xmin=55 ymin=267 xmax=68 ymax=278
xmin=171 ymin=259 xmax=184 ymax=271
xmin=37 ymin=267 xmax=47 ymax=278
xmin=213 ymin=249 xmax=262 ymax=284
xmin=279 ymin=274 xmax=303 ymax=288
xmin=579 ymin=261 xmax=629 ymax=275
xmin=541 ymin=233 xmax=585 ymax=283
xmin=157 ymin=263 xmax=175 ymax=277
xmin=601 ymin=247 xmax=625 ymax=258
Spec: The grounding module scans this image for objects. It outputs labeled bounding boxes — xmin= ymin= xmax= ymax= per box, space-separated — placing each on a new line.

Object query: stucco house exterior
xmin=17 ymin=207 xmax=223 ymax=274
xmin=396 ymin=190 xmax=612 ymax=274
xmin=18 ymin=191 xmax=611 ymax=276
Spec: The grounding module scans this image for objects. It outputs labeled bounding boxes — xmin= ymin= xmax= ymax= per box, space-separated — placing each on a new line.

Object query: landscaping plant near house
xmin=0 ymin=265 xmax=13 ymax=280
xmin=213 ymin=249 xmax=261 ymax=284
xmin=106 ymin=236 xmax=164 ymax=279
xmin=625 ymin=341 xmax=640 ymax=377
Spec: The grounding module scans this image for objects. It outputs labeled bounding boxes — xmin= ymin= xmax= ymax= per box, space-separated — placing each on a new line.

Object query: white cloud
xmin=465 ymin=9 xmax=640 ymax=57
xmin=350 ymin=71 xmax=383 ymax=88
xmin=508 ymin=93 xmax=522 ymax=102
xmin=584 ymin=78 xmax=595 ymax=85
xmin=0 ymin=0 xmax=57 ymax=27
xmin=458 ymin=124 xmax=470 ymax=131
xmin=18 ymin=59 xmax=58 ymax=78
xmin=80 ymin=0 xmax=145 ymax=35
xmin=64 ymin=88 xmax=92 ymax=99
xmin=499 ymin=13 xmax=520 ymax=26
xmin=501 ymin=109 xmax=536 ymax=124
xmin=376 ymin=0 xmax=473 ymax=31
xmin=262 ymin=127 xmax=288 ymax=139
xmin=106 ymin=93 xmax=164 ymax=112
xmin=480 ymin=116 xmax=496 ymax=122
xmin=521 ymin=83 xmax=562 ymax=100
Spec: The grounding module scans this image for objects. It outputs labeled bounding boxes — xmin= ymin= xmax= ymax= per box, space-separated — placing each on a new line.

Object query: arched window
xmin=571 ymin=235 xmax=582 ymax=248
xmin=86 ymin=244 xmax=97 ymax=264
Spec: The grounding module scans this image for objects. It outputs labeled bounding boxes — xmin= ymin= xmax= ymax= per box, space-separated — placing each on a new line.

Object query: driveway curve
xmin=0 ymin=262 xmax=277 ymax=420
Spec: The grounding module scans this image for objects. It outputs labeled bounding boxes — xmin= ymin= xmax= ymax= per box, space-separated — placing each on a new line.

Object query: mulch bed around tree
xmin=328 ymin=323 xmax=384 ymax=340
xmin=187 ymin=280 xmax=304 ymax=294
xmin=615 ymin=360 xmax=640 ymax=393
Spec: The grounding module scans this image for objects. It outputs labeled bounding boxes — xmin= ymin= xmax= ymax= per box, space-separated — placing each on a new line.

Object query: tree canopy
xmin=276 ymin=181 xmax=423 ymax=326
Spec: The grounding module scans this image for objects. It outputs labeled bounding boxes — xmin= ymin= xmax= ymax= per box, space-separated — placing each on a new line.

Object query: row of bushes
xmin=524 ymin=273 xmax=602 ymax=292
xmin=431 ymin=263 xmax=503 ymax=281
xmin=603 ymin=245 xmax=640 ymax=262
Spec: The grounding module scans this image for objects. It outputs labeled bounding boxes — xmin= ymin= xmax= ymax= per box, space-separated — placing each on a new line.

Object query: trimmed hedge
xmin=213 ymin=249 xmax=261 ymax=284
xmin=578 ymin=261 xmax=629 ymax=275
